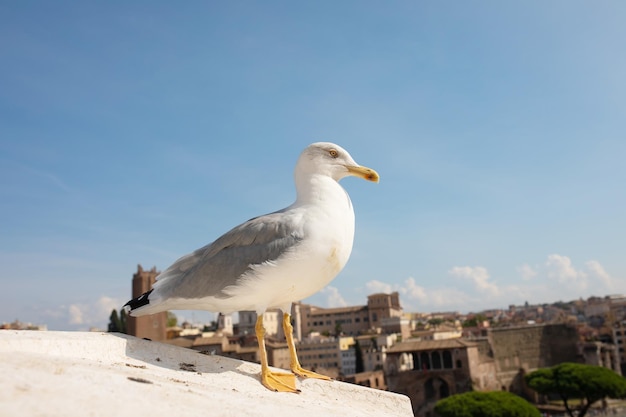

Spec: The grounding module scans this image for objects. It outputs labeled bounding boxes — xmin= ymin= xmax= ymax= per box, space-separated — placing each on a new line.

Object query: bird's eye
xmin=329 ymin=149 xmax=339 ymax=158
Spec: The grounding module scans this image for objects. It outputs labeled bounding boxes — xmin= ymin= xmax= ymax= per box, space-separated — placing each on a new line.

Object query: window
xmin=432 ymin=352 xmax=442 ymax=370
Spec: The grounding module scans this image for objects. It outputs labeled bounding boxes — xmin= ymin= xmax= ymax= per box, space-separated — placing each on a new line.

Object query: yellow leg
xmin=256 ymin=315 xmax=299 ymax=393
xmin=282 ymin=313 xmax=332 ymax=381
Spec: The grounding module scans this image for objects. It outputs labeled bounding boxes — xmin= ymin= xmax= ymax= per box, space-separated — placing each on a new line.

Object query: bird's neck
xmin=294 ymin=173 xmax=350 ymax=208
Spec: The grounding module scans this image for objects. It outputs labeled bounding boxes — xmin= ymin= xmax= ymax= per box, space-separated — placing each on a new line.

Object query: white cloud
xmin=545 ymin=254 xmax=588 ymax=292
xmin=514 ymin=255 xmax=617 ymax=303
xmin=402 ymin=277 xmax=428 ymax=301
xmin=585 ymin=260 xmax=613 ymax=290
xmin=517 ymin=263 xmax=537 ymax=281
xmin=364 ymin=277 xmax=471 ymax=312
xmin=320 ymin=286 xmax=348 ymax=308
xmin=449 ymin=266 xmax=499 ymax=296
xmin=413 ymin=286 xmax=473 ymax=311
xmin=354 ymin=256 xmax=618 ymax=315
xmin=366 ymin=277 xmax=428 ymax=303
xmin=542 ymin=255 xmax=614 ymax=293
xmin=365 ymin=279 xmax=393 ymax=294
xmin=50 ymin=295 xmax=122 ymax=329
xmin=68 ymin=304 xmax=84 ymax=325
xmin=96 ymin=296 xmax=120 ymax=316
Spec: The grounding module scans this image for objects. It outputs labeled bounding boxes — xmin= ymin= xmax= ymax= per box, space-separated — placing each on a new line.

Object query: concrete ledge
xmin=0 ymin=331 xmax=412 ymax=417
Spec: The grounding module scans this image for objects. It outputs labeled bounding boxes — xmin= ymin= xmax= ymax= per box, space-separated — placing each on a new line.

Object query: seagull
xmin=124 ymin=142 xmax=379 ymax=392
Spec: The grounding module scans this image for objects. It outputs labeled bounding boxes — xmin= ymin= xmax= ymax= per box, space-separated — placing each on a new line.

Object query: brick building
xmin=126 ymin=265 xmax=167 ymax=341
xmin=385 ymin=323 xmax=588 ymax=417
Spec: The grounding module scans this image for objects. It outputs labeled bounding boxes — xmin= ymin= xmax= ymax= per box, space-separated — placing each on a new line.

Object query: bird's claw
xmin=261 ymin=370 xmax=300 ymax=393
xmin=292 ymin=365 xmax=332 ymax=381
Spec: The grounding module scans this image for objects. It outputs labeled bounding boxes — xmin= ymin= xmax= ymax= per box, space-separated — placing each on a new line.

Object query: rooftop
xmin=307 ymin=304 xmax=368 ymax=315
xmin=386 ymin=337 xmax=477 ymax=354
xmin=1 ymin=330 xmax=412 ymax=417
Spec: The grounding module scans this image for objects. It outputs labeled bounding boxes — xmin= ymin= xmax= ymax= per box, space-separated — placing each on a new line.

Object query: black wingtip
xmin=124 ymin=289 xmax=153 ymax=312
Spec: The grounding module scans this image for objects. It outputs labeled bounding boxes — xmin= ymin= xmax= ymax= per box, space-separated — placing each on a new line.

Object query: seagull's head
xmin=296 ymin=142 xmax=380 ymax=183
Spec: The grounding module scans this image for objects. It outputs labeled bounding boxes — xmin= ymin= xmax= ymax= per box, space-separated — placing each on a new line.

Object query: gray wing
xmin=152 ymin=209 xmax=304 ymax=300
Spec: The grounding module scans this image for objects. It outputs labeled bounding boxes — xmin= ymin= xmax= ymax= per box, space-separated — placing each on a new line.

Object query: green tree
xmin=108 ymin=308 xmax=127 ymax=333
xmin=428 ymin=318 xmax=444 ymax=327
xmin=119 ymin=308 xmax=127 ymax=333
xmin=435 ymin=391 xmax=540 ymax=417
xmin=108 ymin=309 xmax=121 ymax=332
xmin=526 ymin=362 xmax=626 ymax=417
xmin=462 ymin=314 xmax=487 ymax=328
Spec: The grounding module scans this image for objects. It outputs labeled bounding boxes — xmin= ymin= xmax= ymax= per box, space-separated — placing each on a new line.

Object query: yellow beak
xmin=346 ymin=165 xmax=380 ymax=183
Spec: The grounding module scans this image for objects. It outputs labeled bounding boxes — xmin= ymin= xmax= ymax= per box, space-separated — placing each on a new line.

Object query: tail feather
xmin=123 ymin=289 xmax=154 ymax=315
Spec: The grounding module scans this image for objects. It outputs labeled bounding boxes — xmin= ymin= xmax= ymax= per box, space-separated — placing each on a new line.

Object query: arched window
xmin=439 ymin=379 xmax=450 ymax=398
xmin=420 ymin=352 xmax=431 ymax=370
xmin=425 ymin=377 xmax=450 ymax=401
xmin=443 ymin=351 xmax=453 ymax=369
xmin=412 ymin=352 xmax=420 ymax=370
xmin=432 ymin=351 xmax=442 ymax=369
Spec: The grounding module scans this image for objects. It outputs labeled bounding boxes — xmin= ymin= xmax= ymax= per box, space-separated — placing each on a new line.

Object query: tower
xmin=367 ymin=292 xmax=403 ymax=326
xmin=127 ymin=264 xmax=167 ymax=341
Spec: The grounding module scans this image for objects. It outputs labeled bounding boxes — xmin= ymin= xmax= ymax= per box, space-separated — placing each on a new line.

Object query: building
xmin=295 ymin=292 xmax=404 ymax=338
xmin=340 ymin=344 xmax=357 ymax=376
xmin=126 ymin=265 xmax=167 ymax=341
xmin=411 ymin=323 xmax=462 ymax=341
xmin=612 ymin=323 xmax=626 ymax=373
xmin=585 ymin=297 xmax=610 ymax=319
xmin=295 ymin=333 xmax=357 ymax=377
xmin=579 ymin=341 xmax=621 ymax=374
xmin=296 ymin=304 xmax=369 ymax=337
xmin=488 ymin=323 xmax=580 ymax=391
xmin=609 ymin=295 xmax=626 ymax=323
xmin=344 ymin=370 xmax=387 ymax=390
xmin=190 ymin=334 xmax=259 ymax=363
xmin=356 ymin=333 xmax=398 ymax=373
xmin=238 ymin=310 xmax=283 ymax=338
xmin=385 ymin=338 xmax=494 ymax=417
xmin=1 ymin=320 xmax=47 ymax=331
xmin=216 ymin=313 xmax=234 ymax=336
xmin=266 ymin=340 xmax=291 ymax=370
xmin=367 ymin=292 xmax=403 ymax=326
xmin=384 ymin=323 xmax=596 ymax=417
xmin=381 ymin=316 xmax=412 ymax=340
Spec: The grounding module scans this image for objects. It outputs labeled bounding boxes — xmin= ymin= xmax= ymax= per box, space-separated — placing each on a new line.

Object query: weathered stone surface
xmin=0 ymin=330 xmax=412 ymax=417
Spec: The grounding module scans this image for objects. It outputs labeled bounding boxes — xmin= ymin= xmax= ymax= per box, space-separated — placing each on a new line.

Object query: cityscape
xmin=3 ymin=2 xmax=624 ymax=416
xmin=5 ymin=264 xmax=626 ymax=417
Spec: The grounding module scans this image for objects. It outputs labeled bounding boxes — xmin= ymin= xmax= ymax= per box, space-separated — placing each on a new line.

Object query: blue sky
xmin=1 ymin=2 xmax=625 ymax=330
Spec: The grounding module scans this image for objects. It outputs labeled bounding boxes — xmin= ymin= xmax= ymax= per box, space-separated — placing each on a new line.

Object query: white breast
xmin=220 ymin=175 xmax=356 ymax=312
